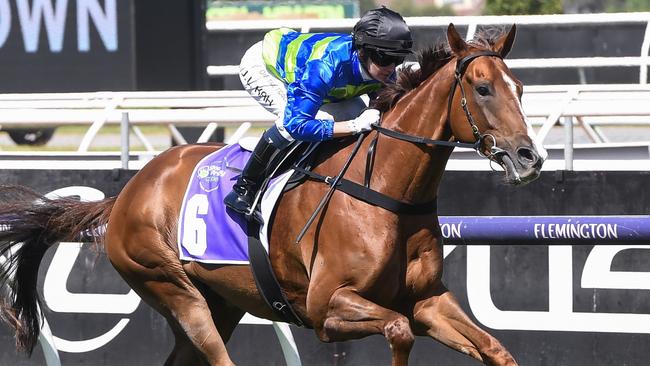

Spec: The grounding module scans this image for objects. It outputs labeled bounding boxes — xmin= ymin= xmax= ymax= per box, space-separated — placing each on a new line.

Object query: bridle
xmin=371 ymin=50 xmax=506 ymax=158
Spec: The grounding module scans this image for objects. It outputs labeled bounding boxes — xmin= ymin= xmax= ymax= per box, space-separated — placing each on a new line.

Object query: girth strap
xmin=247 ymin=221 xmax=305 ymax=327
xmin=293 ymin=166 xmax=437 ymax=215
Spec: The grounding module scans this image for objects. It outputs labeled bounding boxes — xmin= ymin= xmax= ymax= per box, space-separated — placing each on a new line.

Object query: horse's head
xmin=446 ymin=24 xmax=546 ymax=185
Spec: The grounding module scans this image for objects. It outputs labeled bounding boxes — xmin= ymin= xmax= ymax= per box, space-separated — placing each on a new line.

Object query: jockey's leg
xmin=412 ymin=287 xmax=518 ymax=366
xmin=315 ymin=288 xmax=414 ymax=366
xmin=239 ymin=41 xmax=287 ymax=116
xmin=223 ymin=126 xmax=290 ymax=222
xmin=224 ymin=134 xmax=276 ymax=219
xmin=229 ymin=42 xmax=297 ymax=222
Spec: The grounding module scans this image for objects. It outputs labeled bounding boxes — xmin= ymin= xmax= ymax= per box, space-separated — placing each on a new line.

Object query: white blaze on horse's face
xmin=502 ymin=72 xmax=548 ymax=161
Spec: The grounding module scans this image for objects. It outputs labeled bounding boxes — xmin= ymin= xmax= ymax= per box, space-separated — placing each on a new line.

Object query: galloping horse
xmin=0 ymin=24 xmax=544 ymax=365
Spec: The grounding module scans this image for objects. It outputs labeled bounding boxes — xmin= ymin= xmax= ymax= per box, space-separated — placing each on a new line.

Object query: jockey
xmin=224 ymin=6 xmax=413 ymax=219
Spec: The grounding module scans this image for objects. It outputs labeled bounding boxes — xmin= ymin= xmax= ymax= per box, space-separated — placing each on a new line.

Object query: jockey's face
xmin=367 ymin=60 xmax=396 ymax=84
xmin=361 ymin=49 xmax=403 ymax=84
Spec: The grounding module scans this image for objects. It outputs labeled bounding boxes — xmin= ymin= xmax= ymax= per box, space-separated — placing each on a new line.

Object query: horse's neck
xmin=372 ymin=63 xmax=456 ymax=204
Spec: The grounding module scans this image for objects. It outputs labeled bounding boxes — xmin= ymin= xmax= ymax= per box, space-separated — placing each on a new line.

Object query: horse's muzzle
xmin=498 ymin=146 xmax=543 ymax=185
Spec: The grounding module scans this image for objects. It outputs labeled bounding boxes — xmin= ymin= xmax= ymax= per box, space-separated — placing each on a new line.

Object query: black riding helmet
xmin=353 ymin=6 xmax=413 ymax=65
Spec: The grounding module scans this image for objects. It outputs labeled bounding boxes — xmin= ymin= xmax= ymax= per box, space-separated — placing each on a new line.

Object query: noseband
xmin=372 ymin=50 xmax=503 ymax=153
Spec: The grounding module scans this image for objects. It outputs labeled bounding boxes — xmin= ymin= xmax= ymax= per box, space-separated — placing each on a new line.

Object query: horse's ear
xmin=494 ymin=24 xmax=517 ymax=58
xmin=447 ymin=23 xmax=468 ymax=55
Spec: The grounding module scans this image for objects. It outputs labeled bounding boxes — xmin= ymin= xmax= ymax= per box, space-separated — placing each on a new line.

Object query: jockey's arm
xmin=283 ymin=61 xmax=376 ymax=141
xmin=283 ymin=83 xmax=335 ymax=141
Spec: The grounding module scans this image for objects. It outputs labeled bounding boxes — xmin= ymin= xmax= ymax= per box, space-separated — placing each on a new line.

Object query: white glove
xmin=349 ymin=109 xmax=380 ymax=134
xmin=315 ymin=110 xmax=334 ymax=121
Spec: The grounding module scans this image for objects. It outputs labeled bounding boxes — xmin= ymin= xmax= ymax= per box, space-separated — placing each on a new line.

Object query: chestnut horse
xmin=0 ymin=24 xmax=544 ymax=365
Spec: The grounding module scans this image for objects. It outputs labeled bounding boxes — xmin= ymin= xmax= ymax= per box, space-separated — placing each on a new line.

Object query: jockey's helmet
xmin=353 ymin=6 xmax=413 ymax=66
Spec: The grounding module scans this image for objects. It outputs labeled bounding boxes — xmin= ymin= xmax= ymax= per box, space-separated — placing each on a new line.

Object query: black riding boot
xmin=224 ymin=138 xmax=276 ymax=220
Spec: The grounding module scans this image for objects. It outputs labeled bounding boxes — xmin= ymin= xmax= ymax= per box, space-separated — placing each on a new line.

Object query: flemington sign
xmin=0 ymin=0 xmax=134 ymax=92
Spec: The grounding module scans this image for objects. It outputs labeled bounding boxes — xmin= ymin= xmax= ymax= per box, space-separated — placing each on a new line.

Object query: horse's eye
xmin=476 ymin=86 xmax=490 ymax=96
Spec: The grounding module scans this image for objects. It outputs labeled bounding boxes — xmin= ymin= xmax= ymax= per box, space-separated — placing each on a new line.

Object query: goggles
xmin=368 ymin=49 xmax=405 ymax=67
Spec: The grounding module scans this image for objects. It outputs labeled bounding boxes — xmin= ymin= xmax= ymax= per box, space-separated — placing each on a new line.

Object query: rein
xmin=371 ymin=125 xmax=479 ymax=149
xmin=294 ymin=133 xmax=366 ymax=244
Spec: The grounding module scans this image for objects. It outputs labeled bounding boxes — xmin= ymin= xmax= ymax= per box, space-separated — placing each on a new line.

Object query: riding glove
xmin=349 ymin=108 xmax=380 ymax=134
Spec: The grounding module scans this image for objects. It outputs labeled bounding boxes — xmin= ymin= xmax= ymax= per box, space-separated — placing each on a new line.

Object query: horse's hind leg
xmin=107 ymin=236 xmax=235 ymax=366
xmin=412 ymin=287 xmax=517 ymax=366
xmin=314 ymin=288 xmax=414 ymax=366
xmin=164 ymin=326 xmax=209 ymax=366
xmin=199 ymin=281 xmax=246 ymax=343
xmin=164 ymin=287 xmax=244 ymax=366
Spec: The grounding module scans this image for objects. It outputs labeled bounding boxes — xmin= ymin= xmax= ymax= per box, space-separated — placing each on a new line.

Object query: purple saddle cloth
xmin=177 ymin=143 xmax=285 ymax=264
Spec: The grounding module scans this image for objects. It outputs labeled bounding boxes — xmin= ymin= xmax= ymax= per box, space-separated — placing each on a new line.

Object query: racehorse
xmin=0 ymin=24 xmax=544 ymax=365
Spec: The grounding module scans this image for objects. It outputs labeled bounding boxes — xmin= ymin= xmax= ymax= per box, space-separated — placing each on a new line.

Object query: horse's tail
xmin=0 ymin=185 xmax=116 ymax=354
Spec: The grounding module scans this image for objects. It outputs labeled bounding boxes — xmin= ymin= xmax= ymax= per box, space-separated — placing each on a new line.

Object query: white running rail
xmin=1 ymin=85 xmax=650 ymax=158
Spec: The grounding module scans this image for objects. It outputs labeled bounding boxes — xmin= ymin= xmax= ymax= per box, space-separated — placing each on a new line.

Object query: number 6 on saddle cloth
xmin=178 ymin=138 xmax=309 ymax=263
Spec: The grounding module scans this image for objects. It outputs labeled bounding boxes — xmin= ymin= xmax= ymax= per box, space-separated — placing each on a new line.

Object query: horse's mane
xmin=371 ymin=30 xmax=504 ymax=113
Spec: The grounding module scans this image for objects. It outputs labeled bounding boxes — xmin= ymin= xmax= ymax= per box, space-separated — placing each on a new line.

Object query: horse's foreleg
xmin=412 ymin=288 xmax=517 ymax=366
xmin=315 ymin=288 xmax=414 ymax=366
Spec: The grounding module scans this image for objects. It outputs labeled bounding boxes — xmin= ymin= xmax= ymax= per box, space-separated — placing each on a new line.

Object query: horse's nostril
xmin=516 ymin=147 xmax=539 ymax=166
xmin=518 ymin=148 xmax=534 ymax=161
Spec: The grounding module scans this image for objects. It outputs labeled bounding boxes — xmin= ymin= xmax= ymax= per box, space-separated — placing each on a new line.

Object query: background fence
xmin=3 ymin=12 xmax=650 ymax=171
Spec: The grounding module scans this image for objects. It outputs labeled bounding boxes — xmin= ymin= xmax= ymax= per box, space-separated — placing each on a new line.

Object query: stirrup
xmin=244 ymin=209 xmax=264 ymax=225
xmin=224 ymin=191 xmax=264 ymax=224
xmin=243 ymin=181 xmax=267 ymax=225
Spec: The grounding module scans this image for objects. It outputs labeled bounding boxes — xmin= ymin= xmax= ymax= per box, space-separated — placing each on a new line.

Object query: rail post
xmin=564 ymin=116 xmax=574 ymax=170
xmin=121 ymin=112 xmax=130 ymax=169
